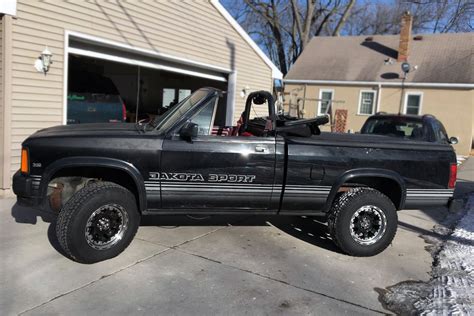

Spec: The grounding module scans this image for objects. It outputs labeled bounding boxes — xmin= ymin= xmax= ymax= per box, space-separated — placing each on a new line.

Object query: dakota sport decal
xmin=149 ymin=172 xmax=256 ymax=183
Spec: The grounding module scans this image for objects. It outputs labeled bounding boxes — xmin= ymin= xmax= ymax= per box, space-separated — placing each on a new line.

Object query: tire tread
xmin=328 ymin=187 xmax=397 ymax=256
xmin=56 ymin=181 xmax=137 ymax=262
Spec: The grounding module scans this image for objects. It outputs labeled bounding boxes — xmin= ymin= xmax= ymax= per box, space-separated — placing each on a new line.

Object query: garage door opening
xmin=67 ymin=54 xmax=228 ymax=125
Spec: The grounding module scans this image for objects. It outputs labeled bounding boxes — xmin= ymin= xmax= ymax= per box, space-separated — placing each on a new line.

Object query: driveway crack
xmin=18 ymin=247 xmax=171 ymax=315
xmin=19 ymin=222 xmax=237 ymax=315
xmin=174 ymin=248 xmax=386 ymax=314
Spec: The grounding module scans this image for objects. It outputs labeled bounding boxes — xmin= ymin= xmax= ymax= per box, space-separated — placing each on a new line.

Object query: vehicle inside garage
xmin=67 ymin=54 xmax=228 ymax=125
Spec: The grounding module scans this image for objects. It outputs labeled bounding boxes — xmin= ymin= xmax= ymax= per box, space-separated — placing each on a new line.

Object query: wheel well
xmin=49 ymin=166 xmax=141 ymax=212
xmin=341 ymin=177 xmax=403 ymax=209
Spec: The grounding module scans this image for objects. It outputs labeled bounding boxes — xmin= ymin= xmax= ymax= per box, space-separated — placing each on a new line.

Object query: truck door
xmin=160 ymin=97 xmax=277 ymax=211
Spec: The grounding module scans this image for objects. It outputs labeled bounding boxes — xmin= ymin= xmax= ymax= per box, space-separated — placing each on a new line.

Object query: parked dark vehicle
xmin=360 ymin=113 xmax=458 ymax=145
xmin=67 ymin=71 xmax=126 ymax=124
xmin=13 ymin=88 xmax=457 ymax=263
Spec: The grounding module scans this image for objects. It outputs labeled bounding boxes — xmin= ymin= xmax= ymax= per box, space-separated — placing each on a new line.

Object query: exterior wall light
xmin=34 ymin=47 xmax=53 ymax=74
xmin=240 ymin=86 xmax=250 ymax=98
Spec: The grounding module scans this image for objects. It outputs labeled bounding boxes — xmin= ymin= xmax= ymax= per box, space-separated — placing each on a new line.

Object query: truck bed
xmin=286 ymin=132 xmax=453 ymax=152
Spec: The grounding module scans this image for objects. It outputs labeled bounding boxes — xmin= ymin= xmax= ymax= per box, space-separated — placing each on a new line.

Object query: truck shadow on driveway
xmin=11 ymin=203 xmax=341 ymax=257
xmin=11 ymin=203 xmax=69 ymax=257
xmin=11 ymin=203 xmax=55 ymax=225
xmin=141 ymin=214 xmax=342 ymax=253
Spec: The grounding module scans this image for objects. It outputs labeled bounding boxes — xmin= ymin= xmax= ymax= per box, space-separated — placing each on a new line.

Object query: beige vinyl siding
xmin=472 ymin=90 xmax=474 ymax=149
xmin=0 ymin=16 xmax=3 ymax=185
xmin=374 ymin=86 xmax=473 ymax=155
xmin=7 ymin=0 xmax=273 ymax=178
xmin=284 ymin=84 xmax=473 ymax=155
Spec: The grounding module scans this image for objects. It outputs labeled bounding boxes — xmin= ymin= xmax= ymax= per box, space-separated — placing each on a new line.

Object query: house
xmin=284 ymin=13 xmax=473 ymax=156
xmin=0 ymin=0 xmax=282 ymax=195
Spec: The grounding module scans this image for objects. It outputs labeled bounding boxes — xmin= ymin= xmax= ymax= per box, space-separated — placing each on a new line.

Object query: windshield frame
xmin=150 ymin=88 xmax=219 ymax=135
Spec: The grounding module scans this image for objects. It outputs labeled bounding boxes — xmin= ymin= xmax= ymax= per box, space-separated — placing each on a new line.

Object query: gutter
xmin=1 ymin=15 xmax=13 ymax=189
xmin=283 ymin=79 xmax=474 ymax=89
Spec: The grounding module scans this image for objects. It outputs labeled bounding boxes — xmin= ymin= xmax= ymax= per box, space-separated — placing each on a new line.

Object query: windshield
xmin=145 ymin=89 xmax=211 ymax=132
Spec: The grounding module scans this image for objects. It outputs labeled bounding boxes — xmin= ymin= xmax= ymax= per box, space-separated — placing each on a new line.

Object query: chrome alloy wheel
xmin=349 ymin=205 xmax=387 ymax=245
xmin=85 ymin=204 xmax=129 ymax=250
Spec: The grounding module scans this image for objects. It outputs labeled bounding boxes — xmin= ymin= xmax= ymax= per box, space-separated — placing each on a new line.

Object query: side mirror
xmin=449 ymin=136 xmax=459 ymax=145
xmin=180 ymin=122 xmax=198 ymax=141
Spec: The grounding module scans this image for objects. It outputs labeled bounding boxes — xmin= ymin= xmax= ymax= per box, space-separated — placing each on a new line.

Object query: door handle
xmin=255 ymin=146 xmax=266 ymax=153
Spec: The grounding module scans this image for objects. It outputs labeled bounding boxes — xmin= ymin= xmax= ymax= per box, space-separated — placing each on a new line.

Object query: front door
xmin=160 ymin=136 xmax=276 ymax=210
xmin=160 ymin=97 xmax=276 ymax=210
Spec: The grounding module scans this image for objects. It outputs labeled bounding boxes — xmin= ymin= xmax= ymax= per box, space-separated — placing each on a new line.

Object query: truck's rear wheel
xmin=56 ymin=182 xmax=140 ymax=264
xmin=328 ymin=188 xmax=397 ymax=256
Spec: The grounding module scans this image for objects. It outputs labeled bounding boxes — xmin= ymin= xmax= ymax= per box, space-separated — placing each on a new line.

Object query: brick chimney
xmin=397 ymin=11 xmax=412 ymax=62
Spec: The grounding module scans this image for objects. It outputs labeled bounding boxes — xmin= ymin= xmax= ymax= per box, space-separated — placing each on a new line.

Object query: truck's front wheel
xmin=56 ymin=182 xmax=140 ymax=264
xmin=328 ymin=188 xmax=397 ymax=256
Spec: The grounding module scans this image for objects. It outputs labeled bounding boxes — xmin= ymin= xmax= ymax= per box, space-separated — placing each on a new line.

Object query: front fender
xmin=40 ymin=157 xmax=147 ymax=212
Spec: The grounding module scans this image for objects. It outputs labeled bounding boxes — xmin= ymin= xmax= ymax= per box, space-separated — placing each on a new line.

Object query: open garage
xmin=66 ymin=34 xmax=230 ymax=125
xmin=67 ymin=53 xmax=228 ymax=126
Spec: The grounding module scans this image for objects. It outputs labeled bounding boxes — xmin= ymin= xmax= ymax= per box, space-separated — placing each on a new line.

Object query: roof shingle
xmin=285 ymin=33 xmax=474 ymax=84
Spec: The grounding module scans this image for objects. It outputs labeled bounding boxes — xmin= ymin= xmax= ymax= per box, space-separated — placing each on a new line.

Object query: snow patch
xmin=457 ymin=156 xmax=467 ymax=165
xmin=418 ymin=195 xmax=474 ymax=314
xmin=380 ymin=195 xmax=474 ymax=314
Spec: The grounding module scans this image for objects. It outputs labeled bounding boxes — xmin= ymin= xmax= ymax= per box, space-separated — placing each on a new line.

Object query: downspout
xmin=301 ymin=84 xmax=307 ymax=118
xmin=399 ymin=77 xmax=406 ymax=114
xmin=1 ymin=15 xmax=13 ymax=192
xmin=376 ymin=83 xmax=382 ymax=113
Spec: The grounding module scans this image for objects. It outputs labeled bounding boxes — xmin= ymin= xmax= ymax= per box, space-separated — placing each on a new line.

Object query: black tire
xmin=327 ymin=187 xmax=397 ymax=256
xmin=56 ymin=181 xmax=140 ymax=264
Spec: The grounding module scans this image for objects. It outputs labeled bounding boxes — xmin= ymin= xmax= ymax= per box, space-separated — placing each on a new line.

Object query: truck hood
xmin=29 ymin=123 xmax=141 ymax=139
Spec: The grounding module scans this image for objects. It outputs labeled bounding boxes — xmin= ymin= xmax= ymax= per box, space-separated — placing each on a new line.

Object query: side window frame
xmin=170 ymin=96 xmax=218 ymax=137
xmin=189 ymin=97 xmax=219 ymax=136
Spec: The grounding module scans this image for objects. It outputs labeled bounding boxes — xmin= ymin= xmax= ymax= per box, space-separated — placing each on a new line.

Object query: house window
xmin=318 ymin=89 xmax=333 ymax=115
xmin=358 ymin=90 xmax=376 ymax=115
xmin=405 ymin=92 xmax=423 ymax=115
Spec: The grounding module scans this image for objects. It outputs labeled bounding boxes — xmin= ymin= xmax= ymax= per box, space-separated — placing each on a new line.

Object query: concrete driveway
xmin=1 ymin=198 xmax=448 ymax=315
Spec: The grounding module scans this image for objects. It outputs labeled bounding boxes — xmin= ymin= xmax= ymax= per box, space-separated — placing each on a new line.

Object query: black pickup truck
xmin=13 ymin=88 xmax=457 ymax=263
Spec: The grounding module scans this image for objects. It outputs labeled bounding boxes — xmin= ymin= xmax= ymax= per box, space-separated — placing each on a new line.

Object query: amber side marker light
xmin=448 ymin=163 xmax=457 ymax=189
xmin=21 ymin=148 xmax=29 ymax=174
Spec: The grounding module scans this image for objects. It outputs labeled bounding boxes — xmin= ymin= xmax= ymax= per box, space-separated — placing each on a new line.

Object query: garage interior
xmin=67 ymin=38 xmax=229 ymax=126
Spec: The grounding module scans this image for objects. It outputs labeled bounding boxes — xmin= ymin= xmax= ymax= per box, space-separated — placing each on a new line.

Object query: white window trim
xmin=318 ymin=89 xmax=334 ymax=115
xmin=403 ymin=91 xmax=423 ymax=115
xmin=357 ymin=90 xmax=377 ymax=115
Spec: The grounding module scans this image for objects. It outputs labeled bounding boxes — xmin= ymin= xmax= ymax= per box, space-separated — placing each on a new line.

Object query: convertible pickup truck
xmin=13 ymin=88 xmax=457 ymax=263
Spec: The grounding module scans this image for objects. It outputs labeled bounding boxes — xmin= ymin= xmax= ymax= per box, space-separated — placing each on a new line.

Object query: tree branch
xmin=332 ymin=0 xmax=356 ymax=36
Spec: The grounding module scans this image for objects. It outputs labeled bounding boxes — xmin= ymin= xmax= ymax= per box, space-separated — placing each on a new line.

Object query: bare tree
xmin=333 ymin=0 xmax=356 ymax=36
xmin=290 ymin=0 xmax=316 ymax=50
xmin=243 ymin=0 xmax=290 ymax=74
xmin=223 ymin=0 xmax=472 ymax=73
xmin=238 ymin=0 xmax=357 ymax=74
xmin=344 ymin=0 xmax=473 ymax=35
